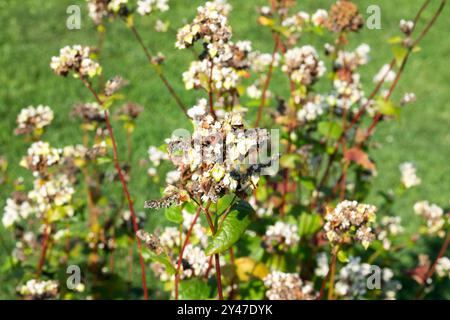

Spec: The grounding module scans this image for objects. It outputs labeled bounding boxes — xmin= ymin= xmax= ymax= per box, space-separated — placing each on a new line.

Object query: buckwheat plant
xmin=2 ymin=0 xmax=449 ymax=301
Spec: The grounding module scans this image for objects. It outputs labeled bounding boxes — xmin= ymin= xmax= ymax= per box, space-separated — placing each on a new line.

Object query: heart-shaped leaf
xmin=205 ymin=200 xmax=254 ymax=256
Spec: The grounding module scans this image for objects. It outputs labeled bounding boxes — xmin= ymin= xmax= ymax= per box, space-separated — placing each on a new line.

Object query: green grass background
xmin=0 ymin=0 xmax=449 ymax=298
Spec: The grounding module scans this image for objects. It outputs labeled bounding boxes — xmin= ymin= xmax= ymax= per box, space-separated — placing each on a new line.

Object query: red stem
xmin=104 ymin=110 xmax=149 ymax=300
xmin=80 ymin=77 xmax=148 ymax=300
xmin=214 ymin=253 xmax=224 ymax=300
xmin=36 ymin=223 xmax=51 ymax=277
xmin=129 ymin=24 xmax=187 ymax=117
xmin=254 ymin=37 xmax=279 ymax=127
xmin=174 ymin=206 xmax=202 ymax=299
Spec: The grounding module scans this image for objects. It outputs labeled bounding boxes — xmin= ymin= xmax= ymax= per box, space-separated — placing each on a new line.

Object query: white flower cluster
xmin=28 ymin=175 xmax=75 ymax=218
xmin=180 ymin=244 xmax=210 ymax=279
xmin=2 ymin=197 xmax=33 ymax=228
xmin=183 ymin=59 xmax=239 ymax=91
xmin=297 ymin=99 xmax=325 ymax=123
xmin=335 ymin=44 xmax=371 ymax=71
xmin=373 ymin=64 xmax=397 ymax=84
xmin=175 ymin=1 xmax=232 ymax=50
xmin=248 ymin=51 xmax=281 ymax=73
xmin=436 ymin=257 xmax=450 ymax=279
xmin=18 ymin=279 xmax=58 ymax=300
xmin=282 ymin=11 xmax=311 ymax=33
xmin=376 ymin=216 xmax=404 ymax=250
xmin=50 ymin=45 xmax=101 ymax=78
xmin=282 ymin=46 xmax=326 ymax=86
xmin=314 ymin=252 xmax=329 ymax=277
xmin=330 ymin=73 xmax=366 ymax=110
xmin=162 ymin=112 xmax=270 ymax=203
xmin=399 ymin=162 xmax=421 ymax=188
xmin=148 ymin=146 xmax=169 ymax=167
xmin=335 ymin=257 xmax=401 ymax=299
xmin=15 ymin=105 xmax=54 ymax=135
xmin=324 ymin=200 xmax=377 ymax=249
xmin=73 ymin=102 xmax=105 ymax=123
xmin=20 ymin=141 xmax=61 ymax=176
xmin=282 ymin=9 xmax=328 ymax=33
xmin=107 ymin=0 xmax=128 ymax=13
xmin=137 ymin=0 xmax=169 ymax=16
xmin=159 ymin=226 xmax=181 ymax=249
xmin=263 ymin=221 xmax=299 ymax=253
xmin=414 ymin=201 xmax=447 ymax=236
xmin=264 ymin=271 xmax=316 ymax=300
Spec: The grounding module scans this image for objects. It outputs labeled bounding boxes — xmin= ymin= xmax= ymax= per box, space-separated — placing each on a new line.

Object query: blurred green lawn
xmin=0 ymin=0 xmax=449 ymax=298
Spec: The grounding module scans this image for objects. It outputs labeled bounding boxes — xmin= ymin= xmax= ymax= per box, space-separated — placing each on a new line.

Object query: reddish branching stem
xmin=80 ymin=77 xmax=149 ymax=300
xmin=128 ymin=24 xmax=188 ymax=117
xmin=254 ymin=37 xmax=279 ymax=127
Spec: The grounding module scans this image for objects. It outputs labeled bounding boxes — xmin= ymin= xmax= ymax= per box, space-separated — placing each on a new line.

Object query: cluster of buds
xmin=105 ymin=76 xmax=129 ymax=97
xmin=263 ymin=271 xmax=316 ymax=300
xmin=334 ymin=44 xmax=370 ymax=72
xmin=414 ymin=201 xmax=448 ymax=237
xmin=175 ymin=1 xmax=232 ymax=50
xmin=282 ymin=9 xmax=329 ymax=35
xmin=324 ymin=200 xmax=377 ymax=249
xmin=399 ymin=19 xmax=414 ymax=36
xmin=373 ymin=64 xmax=397 ymax=84
xmin=17 ymin=279 xmax=58 ymax=300
xmin=137 ymin=0 xmax=169 ymax=16
xmin=281 ymin=46 xmax=326 ymax=86
xmin=326 ymin=0 xmax=364 ymax=34
xmin=136 ymin=229 xmax=164 ymax=254
xmin=72 ymin=102 xmax=106 ymax=123
xmin=15 ymin=105 xmax=54 ymax=136
xmin=399 ymin=162 xmax=421 ymax=189
xmin=87 ymin=0 xmax=129 ymax=25
xmin=20 ymin=141 xmax=61 ymax=176
xmin=115 ymin=102 xmax=144 ymax=120
xmin=146 ymin=112 xmax=274 ymax=205
xmin=50 ymin=45 xmax=101 ymax=78
xmin=401 ymin=92 xmax=417 ymax=106
xmin=262 ymin=221 xmax=299 ymax=253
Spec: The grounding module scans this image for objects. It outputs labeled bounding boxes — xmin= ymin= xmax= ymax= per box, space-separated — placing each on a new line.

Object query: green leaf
xmin=300 ymin=177 xmax=316 ymax=191
xmin=375 ymin=97 xmax=401 ymax=118
xmin=392 ymin=45 xmax=408 ymax=67
xmin=205 ymin=200 xmax=254 ymax=256
xmin=387 ymin=36 xmax=403 ymax=44
xmin=317 ymin=121 xmax=343 ymax=140
xmin=96 ymin=157 xmax=112 ymax=165
xmin=142 ymin=249 xmax=176 ymax=275
xmin=216 ymin=194 xmax=235 ymax=215
xmin=165 ymin=206 xmax=183 ymax=224
xmin=298 ymin=212 xmax=322 ymax=237
xmin=179 ymin=279 xmax=211 ymax=300
xmin=337 ymin=250 xmax=349 ymax=263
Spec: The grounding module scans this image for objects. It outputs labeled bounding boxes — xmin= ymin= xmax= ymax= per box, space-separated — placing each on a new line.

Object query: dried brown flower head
xmin=326 ymin=0 xmax=364 ymax=33
xmin=136 ymin=230 xmax=164 ymax=254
